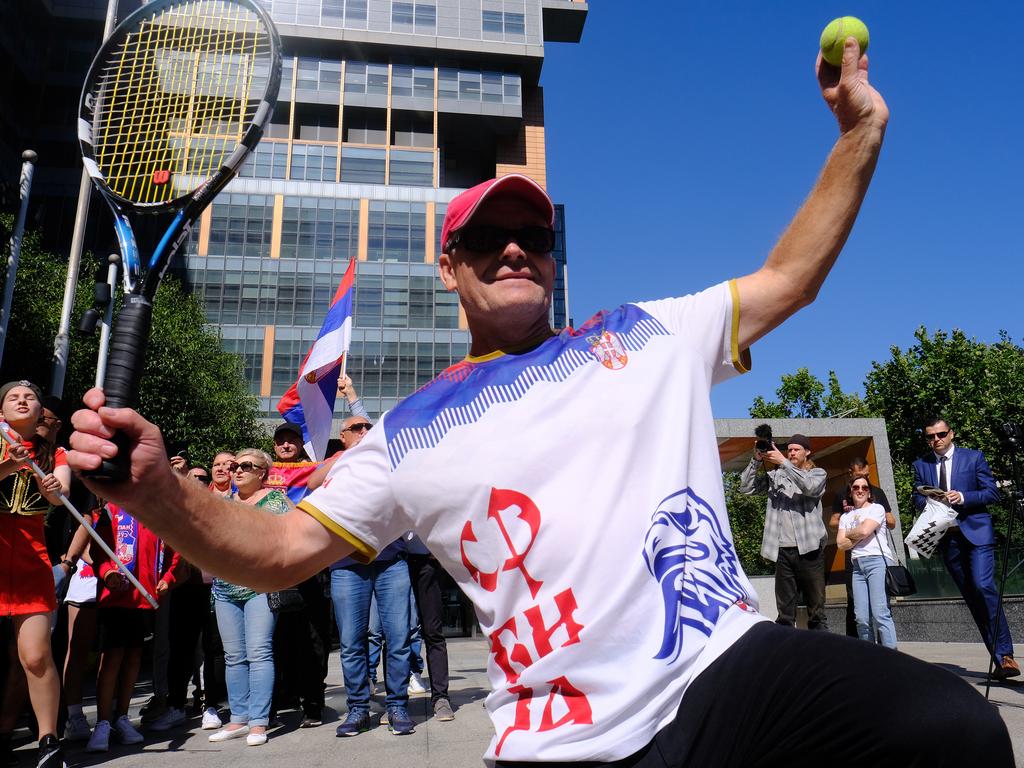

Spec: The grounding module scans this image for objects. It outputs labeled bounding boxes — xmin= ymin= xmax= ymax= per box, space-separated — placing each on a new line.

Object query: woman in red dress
xmin=0 ymin=380 xmax=71 ymax=768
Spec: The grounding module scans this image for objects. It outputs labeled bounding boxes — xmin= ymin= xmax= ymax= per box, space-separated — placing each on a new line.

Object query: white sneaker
xmin=407 ymin=671 xmax=428 ymax=695
xmin=149 ymin=706 xmax=186 ymax=731
xmin=64 ymin=712 xmax=91 ymax=741
xmin=201 ymin=708 xmax=222 ymax=730
xmin=114 ymin=715 xmax=145 ymax=745
xmin=246 ymin=731 xmax=268 ymax=746
xmin=208 ymin=725 xmax=249 ymax=742
xmin=86 ymin=720 xmax=111 ymax=753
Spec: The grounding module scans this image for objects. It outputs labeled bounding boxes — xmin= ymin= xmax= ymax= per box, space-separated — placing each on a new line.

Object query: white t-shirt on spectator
xmin=839 ymin=503 xmax=894 ymax=561
xmin=300 ymin=281 xmax=768 ymax=764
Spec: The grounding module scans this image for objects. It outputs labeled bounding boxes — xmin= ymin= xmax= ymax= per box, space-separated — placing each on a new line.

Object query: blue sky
xmin=541 ymin=2 xmax=1023 ymax=417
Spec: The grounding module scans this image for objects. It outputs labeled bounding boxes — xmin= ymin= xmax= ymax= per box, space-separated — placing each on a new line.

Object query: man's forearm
xmin=738 ymin=120 xmax=885 ymax=348
xmin=121 ymin=476 xmax=322 ymax=591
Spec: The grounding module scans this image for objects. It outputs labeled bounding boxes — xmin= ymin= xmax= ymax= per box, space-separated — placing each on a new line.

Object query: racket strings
xmin=91 ymin=0 xmax=272 ymax=206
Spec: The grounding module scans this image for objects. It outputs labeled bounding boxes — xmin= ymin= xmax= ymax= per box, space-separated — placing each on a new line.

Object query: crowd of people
xmin=740 ymin=426 xmax=1017 ymax=678
xmin=0 ymin=376 xmax=454 ymax=768
xmin=0 ymin=37 xmax=1016 ymax=768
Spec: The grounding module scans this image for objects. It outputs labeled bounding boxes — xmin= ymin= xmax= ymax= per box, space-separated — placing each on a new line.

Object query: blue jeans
xmin=367 ymin=589 xmax=423 ymax=678
xmin=331 ymin=559 xmax=412 ymax=712
xmin=215 ymin=594 xmax=276 ymax=726
xmin=851 ymin=555 xmax=897 ymax=649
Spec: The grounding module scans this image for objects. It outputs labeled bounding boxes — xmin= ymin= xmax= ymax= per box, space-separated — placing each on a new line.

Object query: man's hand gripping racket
xmin=77 ymin=0 xmax=281 ymax=480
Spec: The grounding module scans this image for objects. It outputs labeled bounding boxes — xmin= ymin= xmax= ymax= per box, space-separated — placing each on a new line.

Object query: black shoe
xmin=36 ymin=735 xmax=65 ymax=768
xmin=140 ymin=693 xmax=168 ymax=723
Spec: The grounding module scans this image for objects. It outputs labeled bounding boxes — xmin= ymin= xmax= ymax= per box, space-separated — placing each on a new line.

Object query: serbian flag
xmin=276 ymin=259 xmax=355 ymax=462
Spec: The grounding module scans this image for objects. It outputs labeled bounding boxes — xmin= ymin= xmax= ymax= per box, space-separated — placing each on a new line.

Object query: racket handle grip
xmin=87 ymin=296 xmax=153 ymax=482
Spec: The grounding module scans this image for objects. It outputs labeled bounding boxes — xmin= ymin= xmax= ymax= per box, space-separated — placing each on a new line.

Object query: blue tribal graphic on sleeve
xmin=642 ymin=488 xmax=748 ymax=663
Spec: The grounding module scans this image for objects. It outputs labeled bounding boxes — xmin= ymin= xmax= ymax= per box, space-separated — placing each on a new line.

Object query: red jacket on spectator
xmin=91 ymin=503 xmax=179 ymax=609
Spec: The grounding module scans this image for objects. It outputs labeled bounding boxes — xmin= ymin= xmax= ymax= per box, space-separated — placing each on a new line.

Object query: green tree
xmin=0 ymin=217 xmax=267 ymax=467
xmin=864 ymin=327 xmax=1024 ymax=535
xmin=749 ymin=367 xmax=865 ymax=419
xmin=723 ymin=472 xmax=773 ymax=576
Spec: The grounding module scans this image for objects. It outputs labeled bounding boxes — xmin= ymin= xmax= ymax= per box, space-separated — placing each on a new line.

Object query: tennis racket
xmin=78 ymin=0 xmax=281 ymax=480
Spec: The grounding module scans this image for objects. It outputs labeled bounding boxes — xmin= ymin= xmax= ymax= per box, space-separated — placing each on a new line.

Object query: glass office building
xmin=180 ymin=0 xmax=586 ymax=421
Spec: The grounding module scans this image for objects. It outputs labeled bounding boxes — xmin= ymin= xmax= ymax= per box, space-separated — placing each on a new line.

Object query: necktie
xmin=938 ymin=456 xmax=948 ymax=491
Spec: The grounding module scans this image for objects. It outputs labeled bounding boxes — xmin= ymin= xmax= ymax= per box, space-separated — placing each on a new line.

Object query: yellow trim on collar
xmin=728 ymin=279 xmax=751 ymax=374
xmin=463 ymin=328 xmax=557 ymax=363
xmin=296 ymin=500 xmax=377 ymax=564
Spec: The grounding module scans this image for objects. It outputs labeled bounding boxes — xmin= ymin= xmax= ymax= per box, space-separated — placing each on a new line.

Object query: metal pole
xmin=0 ymin=150 xmax=38 ymax=367
xmin=95 ymin=254 xmax=120 ymax=388
xmin=49 ymin=0 xmax=120 ymax=397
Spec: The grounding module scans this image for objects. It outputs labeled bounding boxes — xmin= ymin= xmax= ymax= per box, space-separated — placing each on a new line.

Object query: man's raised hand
xmin=817 ymin=36 xmax=889 ymax=135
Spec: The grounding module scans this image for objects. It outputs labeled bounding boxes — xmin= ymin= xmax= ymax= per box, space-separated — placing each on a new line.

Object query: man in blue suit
xmin=913 ymin=417 xmax=1018 ymax=679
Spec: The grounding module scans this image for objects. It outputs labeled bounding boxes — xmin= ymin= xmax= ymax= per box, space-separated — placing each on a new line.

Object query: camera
xmin=755 ymin=423 xmax=774 ymax=453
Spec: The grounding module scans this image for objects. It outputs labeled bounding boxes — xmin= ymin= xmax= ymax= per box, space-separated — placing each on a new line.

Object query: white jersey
xmin=300 ymin=280 xmax=768 ymax=763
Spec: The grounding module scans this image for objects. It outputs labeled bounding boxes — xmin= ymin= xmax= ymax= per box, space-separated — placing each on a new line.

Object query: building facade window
xmin=438 ymin=67 xmax=521 ymax=106
xmin=389 ymin=150 xmax=433 ymax=187
xmin=290 ymin=143 xmax=339 ymax=182
xmin=221 ymin=335 xmax=264 ymax=396
xmin=482 ymin=6 xmax=526 ymax=41
xmin=366 ymin=201 xmax=426 ymax=262
xmin=392 ymin=2 xmax=435 ymax=34
xmin=340 ymin=147 xmax=386 ymax=183
xmin=280 ymin=197 xmax=359 ymax=261
xmin=206 ymin=194 xmax=274 ymax=258
xmin=391 ymin=63 xmax=434 ymax=99
xmin=344 ymin=61 xmax=389 ymax=95
xmin=238 ymin=142 xmax=288 ymax=179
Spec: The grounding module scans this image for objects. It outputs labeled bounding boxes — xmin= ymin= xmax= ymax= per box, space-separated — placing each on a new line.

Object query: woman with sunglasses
xmin=209 ymin=449 xmax=291 ymax=747
xmin=836 ymin=478 xmax=898 ymax=648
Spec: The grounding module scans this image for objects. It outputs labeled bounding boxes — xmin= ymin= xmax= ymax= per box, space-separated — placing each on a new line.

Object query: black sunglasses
xmin=343 ymin=422 xmax=372 ymax=434
xmin=229 ymin=461 xmax=265 ymax=473
xmin=448 ymin=225 xmax=555 ymax=254
xmin=925 ymin=430 xmax=950 ymax=442
xmin=851 ymin=483 xmax=871 ymax=491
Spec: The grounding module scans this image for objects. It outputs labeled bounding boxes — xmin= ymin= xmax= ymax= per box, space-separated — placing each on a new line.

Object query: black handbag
xmin=266 ymin=587 xmax=305 ymax=614
xmin=875 ymin=527 xmax=917 ymax=597
xmin=884 ymin=563 xmax=917 ymax=597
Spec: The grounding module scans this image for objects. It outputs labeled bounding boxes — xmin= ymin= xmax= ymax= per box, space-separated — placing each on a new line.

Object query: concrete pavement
xmin=10 ymin=637 xmax=1023 ymax=766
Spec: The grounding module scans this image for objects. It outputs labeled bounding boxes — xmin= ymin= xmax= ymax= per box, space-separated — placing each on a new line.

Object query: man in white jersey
xmin=67 ymin=38 xmax=1012 ymax=767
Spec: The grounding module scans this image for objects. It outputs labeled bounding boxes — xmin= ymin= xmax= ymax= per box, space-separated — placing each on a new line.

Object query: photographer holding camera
xmin=740 ymin=431 xmax=829 ymax=629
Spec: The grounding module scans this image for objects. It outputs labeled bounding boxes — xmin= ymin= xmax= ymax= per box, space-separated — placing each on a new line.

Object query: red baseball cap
xmin=441 ymin=174 xmax=554 ymax=255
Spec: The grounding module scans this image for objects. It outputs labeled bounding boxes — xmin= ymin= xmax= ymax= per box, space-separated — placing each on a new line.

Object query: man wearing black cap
xmin=740 ymin=434 xmax=829 ymax=629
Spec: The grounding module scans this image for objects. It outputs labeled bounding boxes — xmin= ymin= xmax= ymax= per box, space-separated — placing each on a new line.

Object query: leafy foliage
xmin=0 ymin=216 xmax=267 ymax=468
xmin=723 ymin=471 xmax=773 ymax=576
xmin=864 ymin=327 xmax=1024 ymax=536
xmin=749 ymin=367 xmax=865 ymax=419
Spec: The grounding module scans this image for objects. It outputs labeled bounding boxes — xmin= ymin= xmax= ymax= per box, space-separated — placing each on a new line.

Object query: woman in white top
xmin=837 ymin=479 xmax=898 ymax=649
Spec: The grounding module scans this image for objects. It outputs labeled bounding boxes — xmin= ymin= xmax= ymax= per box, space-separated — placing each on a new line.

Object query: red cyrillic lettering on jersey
xmin=488 ymin=487 xmax=544 ymax=598
xmin=538 ymin=676 xmax=593 ymax=732
xmin=460 ymin=520 xmax=499 ymax=591
xmin=490 ymin=615 xmax=533 ymax=684
xmin=523 ymin=587 xmax=584 ymax=657
xmin=494 ymin=683 xmax=533 ymax=756
xmin=460 ymin=488 xmax=544 ymax=596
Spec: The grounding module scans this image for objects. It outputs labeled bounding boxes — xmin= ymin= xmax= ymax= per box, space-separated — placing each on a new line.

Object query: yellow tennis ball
xmin=820 ymin=16 xmax=869 ymax=67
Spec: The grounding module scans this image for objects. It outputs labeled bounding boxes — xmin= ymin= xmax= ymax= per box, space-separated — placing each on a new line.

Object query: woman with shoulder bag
xmin=837 ymin=478 xmax=898 ymax=649
xmin=210 ymin=449 xmax=291 ymax=747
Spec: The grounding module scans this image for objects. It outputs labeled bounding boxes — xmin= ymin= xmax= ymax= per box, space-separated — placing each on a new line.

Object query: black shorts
xmin=497 ymin=622 xmax=1012 ymax=768
xmin=97 ymin=607 xmax=153 ymax=651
